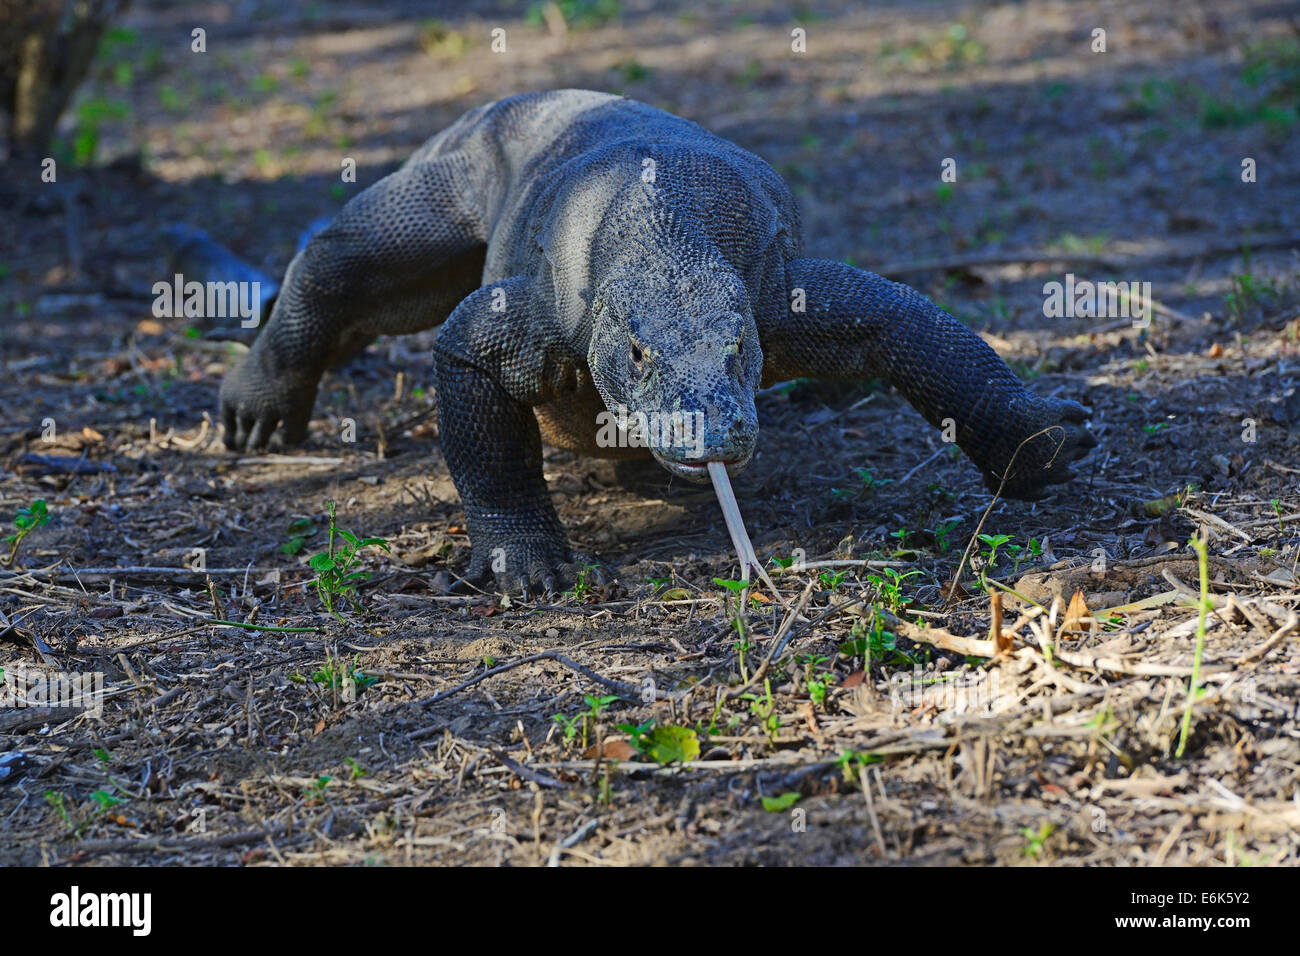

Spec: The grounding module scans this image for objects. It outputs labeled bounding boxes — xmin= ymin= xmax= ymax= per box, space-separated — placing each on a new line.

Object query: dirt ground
xmin=2 ymin=0 xmax=1299 ymax=866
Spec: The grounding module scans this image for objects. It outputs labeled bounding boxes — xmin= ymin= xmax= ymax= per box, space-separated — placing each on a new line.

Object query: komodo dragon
xmin=219 ymin=89 xmax=1096 ymax=593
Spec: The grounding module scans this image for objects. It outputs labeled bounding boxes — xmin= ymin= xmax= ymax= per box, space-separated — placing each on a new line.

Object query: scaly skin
xmin=219 ymin=90 xmax=1097 ymax=593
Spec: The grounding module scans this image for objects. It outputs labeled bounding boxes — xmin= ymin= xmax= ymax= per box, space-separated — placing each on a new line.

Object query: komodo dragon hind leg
xmin=762 ymin=258 xmax=1096 ymax=499
xmin=221 ymin=150 xmax=487 ymax=450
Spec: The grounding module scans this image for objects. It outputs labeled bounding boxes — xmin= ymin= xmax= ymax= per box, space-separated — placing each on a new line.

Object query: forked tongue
xmin=707 ymin=460 xmax=784 ymax=604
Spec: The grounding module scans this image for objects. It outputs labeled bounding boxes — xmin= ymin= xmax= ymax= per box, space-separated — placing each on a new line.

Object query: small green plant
xmin=89 ymin=789 xmax=125 ymax=812
xmin=616 ymin=720 xmax=700 ymax=764
xmin=565 ymin=565 xmax=600 ymax=602
xmin=798 ymin=654 xmax=836 ymax=708
xmin=741 ymin=679 xmax=781 ymax=742
xmin=280 ymin=517 xmax=318 ymax=555
xmin=311 ymin=653 xmax=376 ymax=696
xmin=834 ymin=749 xmax=883 ymax=783
xmin=344 ymin=758 xmax=368 ymax=780
xmin=1176 ymin=534 xmax=1213 ymax=759
xmin=45 ymin=791 xmax=75 ymax=833
xmin=761 ymin=792 xmax=802 ymax=812
xmin=303 ymin=776 xmax=333 ymax=801
xmin=1020 ymin=822 xmax=1054 ymax=858
xmin=552 ymin=712 xmax=581 ymax=748
xmin=818 ymin=569 xmax=847 ymax=591
xmin=930 ymin=519 xmax=961 ymax=554
xmin=866 ymin=567 xmax=921 ymax=613
xmin=308 ymin=502 xmax=390 ymax=619
xmin=975 ymin=533 xmax=1012 ymax=587
xmin=4 ymin=499 xmax=49 ymax=565
xmin=1003 ymin=537 xmax=1043 ymax=575
xmin=1225 ymin=272 xmax=1277 ymax=321
xmin=842 ymin=614 xmax=916 ymax=668
xmin=1270 ymin=499 xmax=1285 ymax=533
xmin=831 ymin=467 xmax=893 ymax=500
xmin=715 ymin=578 xmax=754 ymax=678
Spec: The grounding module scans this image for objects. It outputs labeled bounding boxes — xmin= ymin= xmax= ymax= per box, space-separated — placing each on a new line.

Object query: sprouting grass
xmin=4 ymin=499 xmax=49 ymax=566
xmin=1225 ymin=272 xmax=1277 ymax=321
xmin=1020 ymin=822 xmax=1055 ymax=858
xmin=1176 ymin=534 xmax=1212 ymax=759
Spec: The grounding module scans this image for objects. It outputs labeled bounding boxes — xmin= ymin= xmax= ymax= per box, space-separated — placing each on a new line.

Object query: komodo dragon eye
xmin=630 ymin=343 xmax=644 ymax=365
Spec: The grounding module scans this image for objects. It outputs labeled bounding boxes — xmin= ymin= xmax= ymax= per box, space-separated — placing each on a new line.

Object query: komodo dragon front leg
xmin=432 ymin=276 xmax=603 ymax=593
xmin=220 ymin=152 xmax=485 ymax=449
xmin=764 ymin=258 xmax=1096 ymax=498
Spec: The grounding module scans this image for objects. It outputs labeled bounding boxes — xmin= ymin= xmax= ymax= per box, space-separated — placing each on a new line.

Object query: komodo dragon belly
xmin=533 ymin=369 xmax=651 ymax=460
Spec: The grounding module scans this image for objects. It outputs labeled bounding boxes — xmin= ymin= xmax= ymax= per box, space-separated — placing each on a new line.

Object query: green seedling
xmin=842 ymin=613 xmax=916 ymax=668
xmin=1003 ymin=537 xmax=1043 ymax=575
xmin=4 ymin=499 xmax=49 ymax=565
xmin=798 ymin=654 xmax=837 ymax=708
xmin=975 ymin=533 xmax=1013 ymax=587
xmin=303 ymin=776 xmax=333 ymax=801
xmin=552 ymin=712 xmax=582 ymax=748
xmin=866 ymin=567 xmax=921 ymax=614
xmin=308 ymin=502 xmax=390 ymax=619
xmin=834 ymin=749 xmax=883 ymax=783
xmin=930 ymin=519 xmax=961 ymax=554
xmin=741 ymin=679 xmax=781 ymax=743
xmin=312 ymin=654 xmax=377 ymax=696
xmin=1271 ymin=499 xmax=1285 ymax=533
xmin=565 ymin=564 xmax=600 ymax=602
xmin=831 ymin=468 xmax=892 ymax=500
xmin=818 ymin=569 xmax=847 ymax=591
xmin=616 ymin=720 xmax=700 ymax=765
xmin=280 ymin=517 xmax=318 ymax=555
xmin=1176 ymin=534 xmax=1213 ymax=759
xmin=1021 ymin=823 xmax=1055 ymax=858
xmin=761 ymin=792 xmax=802 ymax=812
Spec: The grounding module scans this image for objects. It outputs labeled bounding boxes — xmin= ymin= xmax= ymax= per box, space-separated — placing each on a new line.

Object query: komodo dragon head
xmin=587 ymin=268 xmax=764 ymax=483
xmin=586 ymin=266 xmax=780 ymax=591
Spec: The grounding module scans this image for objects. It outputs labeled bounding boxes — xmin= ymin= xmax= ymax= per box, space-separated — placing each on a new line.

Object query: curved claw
xmin=985 ymin=397 xmax=1097 ymax=500
xmin=219 ymin=348 xmax=316 ymax=451
xmin=464 ymin=537 xmax=610 ymax=598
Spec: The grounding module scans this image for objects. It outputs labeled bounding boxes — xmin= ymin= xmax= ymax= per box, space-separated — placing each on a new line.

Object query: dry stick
xmin=60 ymin=824 xmax=296 ymax=862
xmin=414 ymin=650 xmax=683 ymax=714
xmin=874 ymin=607 xmax=1231 ymax=678
xmin=491 ymin=750 xmax=567 ymax=790
xmin=0 ymin=566 xmax=277 ymax=581
xmin=947 ymin=425 xmax=1071 ymax=607
xmin=1232 ymin=610 xmax=1299 ymax=666
xmin=859 ymin=764 xmax=887 ymax=857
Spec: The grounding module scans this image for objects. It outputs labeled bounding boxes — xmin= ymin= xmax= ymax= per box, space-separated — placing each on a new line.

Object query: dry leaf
xmin=1206 ymin=342 xmax=1224 ymax=357
xmin=841 ymin=670 xmax=866 ymax=688
xmin=136 ymin=318 xmax=165 ymax=336
xmin=941 ymin=579 xmax=971 ymax=602
xmin=1059 ymin=589 xmax=1094 ymax=637
xmin=582 ymin=740 xmax=637 ymax=760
